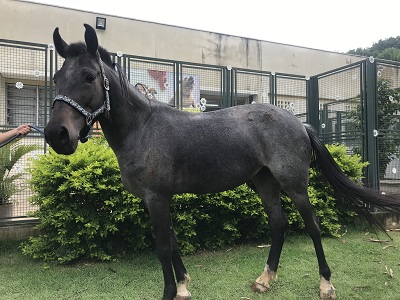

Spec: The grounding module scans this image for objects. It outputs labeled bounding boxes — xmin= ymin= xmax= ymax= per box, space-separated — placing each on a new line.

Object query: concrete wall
xmin=0 ymin=0 xmax=365 ymax=76
xmin=0 ymin=221 xmax=39 ymax=240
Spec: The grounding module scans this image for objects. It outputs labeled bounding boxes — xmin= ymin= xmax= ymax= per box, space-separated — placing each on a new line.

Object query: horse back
xmin=116 ymin=103 xmax=311 ymax=196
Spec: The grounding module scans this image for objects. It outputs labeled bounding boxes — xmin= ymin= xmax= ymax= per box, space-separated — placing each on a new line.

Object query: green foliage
xmin=0 ymin=141 xmax=40 ymax=204
xmin=171 ymin=185 xmax=268 ymax=254
xmin=22 ymin=136 xmax=152 ymax=263
xmin=348 ymin=36 xmax=400 ymax=62
xmin=23 ymin=137 xmax=367 ymax=262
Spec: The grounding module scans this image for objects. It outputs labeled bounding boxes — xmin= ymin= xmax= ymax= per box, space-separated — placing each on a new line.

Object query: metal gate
xmin=317 ymin=62 xmax=365 ymax=156
xmin=312 ymin=58 xmax=400 ymax=192
xmin=375 ymin=59 xmax=400 ymax=194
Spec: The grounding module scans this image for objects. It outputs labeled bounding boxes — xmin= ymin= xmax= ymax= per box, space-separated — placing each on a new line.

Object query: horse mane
xmin=63 ymin=42 xmax=114 ymax=67
xmin=114 ymin=62 xmax=129 ymax=99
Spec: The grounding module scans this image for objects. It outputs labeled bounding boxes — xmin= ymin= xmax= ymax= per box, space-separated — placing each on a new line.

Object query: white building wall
xmin=0 ymin=0 xmax=365 ymax=76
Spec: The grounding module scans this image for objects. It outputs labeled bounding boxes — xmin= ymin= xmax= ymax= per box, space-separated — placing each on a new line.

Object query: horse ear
xmin=84 ymin=24 xmax=98 ymax=56
xmin=53 ymin=27 xmax=68 ymax=58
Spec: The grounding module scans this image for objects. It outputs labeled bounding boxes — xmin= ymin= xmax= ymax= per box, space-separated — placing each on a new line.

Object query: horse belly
xmin=174 ymin=151 xmax=261 ymax=194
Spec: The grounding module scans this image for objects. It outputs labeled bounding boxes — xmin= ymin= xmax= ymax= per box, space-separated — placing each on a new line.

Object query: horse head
xmin=45 ymin=24 xmax=111 ymax=154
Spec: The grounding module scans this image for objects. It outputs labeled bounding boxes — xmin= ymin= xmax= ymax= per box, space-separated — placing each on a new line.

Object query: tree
xmin=348 ymin=36 xmax=400 ymax=62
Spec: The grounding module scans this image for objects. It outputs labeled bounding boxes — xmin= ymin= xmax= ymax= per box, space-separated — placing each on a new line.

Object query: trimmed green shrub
xmin=171 ymin=185 xmax=267 ymax=254
xmin=22 ymin=137 xmax=367 ymax=262
xmin=22 ymin=137 xmax=152 ymax=263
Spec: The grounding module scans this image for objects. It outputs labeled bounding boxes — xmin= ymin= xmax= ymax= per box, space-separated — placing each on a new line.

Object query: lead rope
xmin=0 ymin=125 xmax=45 ymax=149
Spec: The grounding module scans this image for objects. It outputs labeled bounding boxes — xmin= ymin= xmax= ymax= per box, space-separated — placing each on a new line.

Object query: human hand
xmin=15 ymin=124 xmax=31 ymax=136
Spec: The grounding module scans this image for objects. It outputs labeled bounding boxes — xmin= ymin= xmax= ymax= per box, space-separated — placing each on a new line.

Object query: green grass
xmin=0 ymin=230 xmax=399 ymax=299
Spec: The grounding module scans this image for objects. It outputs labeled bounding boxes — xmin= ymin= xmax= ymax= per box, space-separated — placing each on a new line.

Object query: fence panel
xmin=275 ymin=74 xmax=308 ymax=122
xmin=234 ymin=69 xmax=271 ymax=107
xmin=375 ymin=60 xmax=400 ymax=194
xmin=317 ymin=63 xmax=365 ymax=157
xmin=126 ymin=56 xmax=176 ymax=107
xmin=181 ymin=63 xmax=225 ymax=112
xmin=0 ymin=40 xmax=49 ymax=221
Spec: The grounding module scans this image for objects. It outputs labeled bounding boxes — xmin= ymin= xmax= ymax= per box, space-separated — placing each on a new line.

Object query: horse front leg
xmin=147 ymin=199 xmax=179 ymax=300
xmin=171 ymin=229 xmax=191 ymax=300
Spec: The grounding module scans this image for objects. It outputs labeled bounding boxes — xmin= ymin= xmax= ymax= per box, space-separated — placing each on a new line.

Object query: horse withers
xmin=45 ymin=24 xmax=400 ymax=300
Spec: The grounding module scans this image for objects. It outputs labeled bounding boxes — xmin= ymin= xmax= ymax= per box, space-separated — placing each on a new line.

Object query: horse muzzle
xmin=44 ymin=123 xmax=80 ymax=155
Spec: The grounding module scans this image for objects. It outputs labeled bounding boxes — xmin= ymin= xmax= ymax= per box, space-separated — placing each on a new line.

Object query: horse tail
xmin=304 ymin=123 xmax=400 ymax=231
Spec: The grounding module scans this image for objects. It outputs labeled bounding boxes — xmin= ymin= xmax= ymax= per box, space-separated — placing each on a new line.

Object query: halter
xmin=52 ymin=51 xmax=111 ymax=136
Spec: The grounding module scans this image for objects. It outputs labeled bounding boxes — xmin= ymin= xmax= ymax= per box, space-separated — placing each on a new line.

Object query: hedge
xmin=21 ymin=136 xmax=366 ymax=263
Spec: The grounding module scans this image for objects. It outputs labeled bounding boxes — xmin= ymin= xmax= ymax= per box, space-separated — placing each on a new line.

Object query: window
xmin=6 ymin=84 xmax=49 ymax=127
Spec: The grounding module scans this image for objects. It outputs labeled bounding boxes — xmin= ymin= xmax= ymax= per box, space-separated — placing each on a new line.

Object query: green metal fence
xmin=375 ymin=59 xmax=400 ymax=194
xmin=0 ymin=40 xmax=49 ymax=222
xmin=1 ymin=38 xmax=400 ymax=223
xmin=316 ymin=62 xmax=365 ymax=166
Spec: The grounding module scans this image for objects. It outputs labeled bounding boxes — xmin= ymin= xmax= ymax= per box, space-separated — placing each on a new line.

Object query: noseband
xmin=52 ymin=51 xmax=111 ymax=142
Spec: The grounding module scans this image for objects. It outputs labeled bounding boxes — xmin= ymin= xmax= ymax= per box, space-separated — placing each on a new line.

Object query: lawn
xmin=0 ymin=230 xmax=399 ymax=299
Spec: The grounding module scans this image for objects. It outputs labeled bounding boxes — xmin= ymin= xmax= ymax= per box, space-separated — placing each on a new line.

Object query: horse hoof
xmin=175 ymin=274 xmax=191 ymax=300
xmin=252 ymin=266 xmax=275 ymax=293
xmin=174 ymin=295 xmax=191 ymax=300
xmin=251 ymin=282 xmax=270 ymax=293
xmin=320 ymin=287 xmax=336 ymax=299
xmin=320 ymin=277 xmax=336 ymax=299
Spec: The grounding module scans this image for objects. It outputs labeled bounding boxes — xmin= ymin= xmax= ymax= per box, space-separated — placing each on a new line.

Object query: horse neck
xmin=98 ymin=66 xmax=152 ymax=148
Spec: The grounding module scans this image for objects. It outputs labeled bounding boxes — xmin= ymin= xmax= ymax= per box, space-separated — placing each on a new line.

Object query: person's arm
xmin=0 ymin=124 xmax=31 ymax=144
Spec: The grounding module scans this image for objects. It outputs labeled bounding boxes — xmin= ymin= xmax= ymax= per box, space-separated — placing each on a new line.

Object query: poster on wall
xmin=130 ymin=69 xmax=200 ymax=108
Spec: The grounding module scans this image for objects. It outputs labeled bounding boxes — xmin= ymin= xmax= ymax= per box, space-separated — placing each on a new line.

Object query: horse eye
xmin=86 ymin=74 xmax=96 ymax=83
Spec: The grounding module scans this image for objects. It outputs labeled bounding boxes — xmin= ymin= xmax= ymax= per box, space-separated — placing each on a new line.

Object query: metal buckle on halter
xmin=104 ymin=77 xmax=110 ymax=91
xmin=86 ymin=115 xmax=93 ymax=127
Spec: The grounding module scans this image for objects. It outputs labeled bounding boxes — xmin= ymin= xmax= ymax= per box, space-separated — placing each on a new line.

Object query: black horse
xmin=45 ymin=24 xmax=400 ymax=300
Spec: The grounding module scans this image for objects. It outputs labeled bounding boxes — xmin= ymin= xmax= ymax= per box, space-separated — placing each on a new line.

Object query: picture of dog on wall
xmin=168 ymin=74 xmax=200 ymax=108
xmin=181 ymin=76 xmax=196 ymax=107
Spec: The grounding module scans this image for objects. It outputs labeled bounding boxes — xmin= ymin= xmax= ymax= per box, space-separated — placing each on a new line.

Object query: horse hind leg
xmin=250 ymin=168 xmax=288 ymax=292
xmin=285 ymin=187 xmax=336 ymax=299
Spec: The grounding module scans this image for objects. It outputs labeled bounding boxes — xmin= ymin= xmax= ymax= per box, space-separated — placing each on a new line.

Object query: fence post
xmin=269 ymin=73 xmax=276 ymax=105
xmin=225 ymin=66 xmax=233 ymax=108
xmin=307 ymin=76 xmax=320 ymax=134
xmin=46 ymin=44 xmax=55 ymax=153
xmin=365 ymin=58 xmax=379 ymax=190
xmin=175 ymin=62 xmax=181 ymax=108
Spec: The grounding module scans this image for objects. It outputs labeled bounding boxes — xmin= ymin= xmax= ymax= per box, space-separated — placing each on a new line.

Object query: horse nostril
xmin=59 ymin=126 xmax=69 ymax=143
xmin=45 ymin=125 xmax=70 ymax=146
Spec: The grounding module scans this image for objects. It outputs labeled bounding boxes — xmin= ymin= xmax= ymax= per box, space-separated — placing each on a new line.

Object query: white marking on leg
xmin=252 ymin=265 xmax=277 ymax=293
xmin=175 ymin=274 xmax=191 ymax=300
xmin=320 ymin=276 xmax=336 ymax=299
